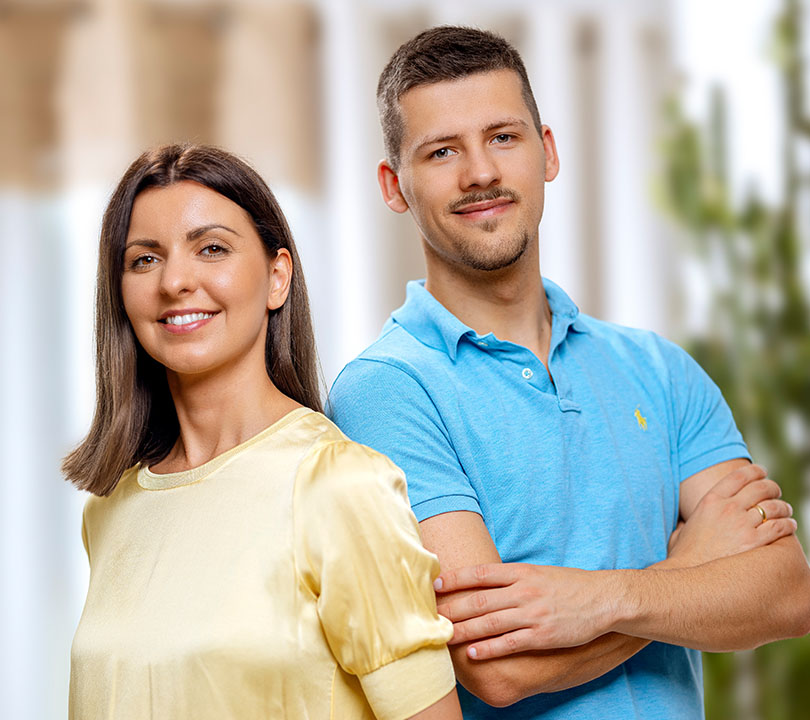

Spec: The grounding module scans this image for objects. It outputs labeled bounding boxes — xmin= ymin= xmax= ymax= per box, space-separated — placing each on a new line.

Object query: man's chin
xmin=478 ymin=218 xmax=500 ymax=234
xmin=460 ymin=247 xmax=527 ymax=273
xmin=457 ymin=232 xmax=530 ymax=272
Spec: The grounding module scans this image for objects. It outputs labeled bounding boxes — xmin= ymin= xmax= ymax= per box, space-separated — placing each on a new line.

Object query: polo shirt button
xmin=478 ymin=341 xmax=488 ymax=347
xmin=522 ymin=368 xmax=533 ymax=379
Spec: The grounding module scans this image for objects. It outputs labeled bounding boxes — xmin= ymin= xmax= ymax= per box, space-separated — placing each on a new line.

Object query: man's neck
xmin=424 ymin=250 xmax=553 ymax=365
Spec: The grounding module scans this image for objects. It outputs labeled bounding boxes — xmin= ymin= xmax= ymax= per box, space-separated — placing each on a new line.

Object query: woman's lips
xmin=158 ymin=310 xmax=219 ymax=335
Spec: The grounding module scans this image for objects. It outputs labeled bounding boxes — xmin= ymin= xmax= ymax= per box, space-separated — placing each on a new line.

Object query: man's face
xmin=379 ymin=69 xmax=559 ymax=275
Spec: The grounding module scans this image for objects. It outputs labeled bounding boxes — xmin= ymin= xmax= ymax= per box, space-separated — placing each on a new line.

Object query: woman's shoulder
xmin=82 ymin=464 xmax=141 ymax=525
xmin=304 ymin=412 xmax=403 ymax=472
xmin=293 ymin=411 xmax=406 ymax=499
xmin=86 ymin=464 xmax=140 ymax=500
xmin=292 ymin=418 xmax=421 ymax=573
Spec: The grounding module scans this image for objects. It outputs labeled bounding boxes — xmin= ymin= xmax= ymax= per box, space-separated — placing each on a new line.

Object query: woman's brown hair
xmin=63 ymin=144 xmax=322 ymax=496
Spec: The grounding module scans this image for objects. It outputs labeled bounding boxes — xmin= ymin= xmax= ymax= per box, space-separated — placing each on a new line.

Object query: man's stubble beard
xmin=450 ymin=223 xmax=531 ymax=272
xmin=443 ymin=187 xmax=531 ymax=272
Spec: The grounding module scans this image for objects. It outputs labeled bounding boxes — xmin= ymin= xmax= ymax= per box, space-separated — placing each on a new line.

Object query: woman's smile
xmin=159 ymin=309 xmax=220 ymax=334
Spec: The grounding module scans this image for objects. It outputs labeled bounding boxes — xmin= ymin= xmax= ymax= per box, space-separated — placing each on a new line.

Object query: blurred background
xmin=1 ymin=0 xmax=808 ymax=717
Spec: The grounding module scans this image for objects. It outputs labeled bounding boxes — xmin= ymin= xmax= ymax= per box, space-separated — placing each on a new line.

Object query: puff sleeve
xmin=293 ymin=439 xmax=455 ymax=720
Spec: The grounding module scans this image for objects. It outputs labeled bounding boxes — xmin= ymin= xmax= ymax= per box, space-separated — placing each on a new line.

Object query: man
xmin=328 ymin=26 xmax=810 ymax=719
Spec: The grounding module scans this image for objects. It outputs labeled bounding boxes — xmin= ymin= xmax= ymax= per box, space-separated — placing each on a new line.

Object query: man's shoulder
xmin=333 ymin=320 xmax=449 ymax=391
xmin=576 ymin=312 xmax=690 ymax=374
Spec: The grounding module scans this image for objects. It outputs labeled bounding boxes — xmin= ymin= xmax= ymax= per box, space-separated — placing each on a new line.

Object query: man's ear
xmin=267 ymin=248 xmax=293 ymax=311
xmin=540 ymin=125 xmax=560 ymax=182
xmin=377 ymin=160 xmax=409 ymax=214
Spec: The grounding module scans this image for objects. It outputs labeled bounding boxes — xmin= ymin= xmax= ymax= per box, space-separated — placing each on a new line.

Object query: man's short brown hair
xmin=377 ymin=26 xmax=543 ymax=172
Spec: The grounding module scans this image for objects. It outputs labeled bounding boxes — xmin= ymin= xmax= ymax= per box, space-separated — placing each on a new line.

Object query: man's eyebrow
xmin=411 ymin=117 xmax=531 ymax=156
xmin=482 ymin=117 xmax=530 ymax=134
xmin=124 ymin=224 xmax=241 ymax=251
xmin=412 ymin=133 xmax=460 ymax=156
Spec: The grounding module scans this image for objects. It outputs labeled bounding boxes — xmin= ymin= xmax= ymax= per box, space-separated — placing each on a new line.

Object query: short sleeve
xmin=81 ymin=495 xmax=99 ymax=562
xmin=81 ymin=511 xmax=90 ymax=559
xmin=328 ymin=358 xmax=480 ymax=521
xmin=664 ymin=340 xmax=751 ymax=480
xmin=293 ymin=439 xmax=455 ymax=720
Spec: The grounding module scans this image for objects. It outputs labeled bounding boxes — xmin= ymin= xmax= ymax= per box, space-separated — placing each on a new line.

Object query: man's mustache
xmin=448 ymin=187 xmax=521 ymax=213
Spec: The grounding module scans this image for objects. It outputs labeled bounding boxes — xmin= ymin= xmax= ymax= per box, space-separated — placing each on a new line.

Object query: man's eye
xmin=493 ymin=134 xmax=513 ymax=144
xmin=432 ymin=147 xmax=455 ymax=159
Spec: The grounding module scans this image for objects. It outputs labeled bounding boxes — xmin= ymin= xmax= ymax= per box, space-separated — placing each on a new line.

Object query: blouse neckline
xmin=137 ymin=406 xmax=313 ymax=491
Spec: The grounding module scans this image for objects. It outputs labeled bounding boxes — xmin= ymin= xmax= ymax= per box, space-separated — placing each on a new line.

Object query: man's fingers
xmin=466 ymin=629 xmax=543 ymax=660
xmin=736 ymin=478 xmax=782 ymax=508
xmin=447 ymin=608 xmax=526 ymax=645
xmin=434 ymin=563 xmax=519 ymax=594
xmin=710 ymin=463 xmax=767 ymax=499
xmin=748 ymin=499 xmax=793 ymax=524
xmin=710 ymin=463 xmax=767 ymax=498
xmin=756 ymin=517 xmax=798 ymax=543
xmin=437 ymin=587 xmax=515 ymax=622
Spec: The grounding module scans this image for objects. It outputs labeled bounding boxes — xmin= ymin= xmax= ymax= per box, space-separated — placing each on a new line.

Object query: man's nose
xmin=459 ymin=146 xmax=501 ymax=191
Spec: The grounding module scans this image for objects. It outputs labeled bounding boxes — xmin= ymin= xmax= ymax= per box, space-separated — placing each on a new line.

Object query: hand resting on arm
xmin=422 ymin=462 xmax=808 ymax=706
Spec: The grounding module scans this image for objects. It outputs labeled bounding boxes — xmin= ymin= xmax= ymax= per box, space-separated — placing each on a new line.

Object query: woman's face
xmin=121 ymin=180 xmax=291 ymax=380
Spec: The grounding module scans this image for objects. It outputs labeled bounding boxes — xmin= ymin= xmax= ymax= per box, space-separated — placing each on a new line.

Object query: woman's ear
xmin=377 ymin=160 xmax=410 ymax=214
xmin=267 ymin=248 xmax=293 ymax=310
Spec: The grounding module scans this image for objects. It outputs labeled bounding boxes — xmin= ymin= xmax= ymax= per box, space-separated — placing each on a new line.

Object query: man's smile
xmin=452 ymin=197 xmax=514 ymax=221
xmin=448 ymin=188 xmax=521 ymax=224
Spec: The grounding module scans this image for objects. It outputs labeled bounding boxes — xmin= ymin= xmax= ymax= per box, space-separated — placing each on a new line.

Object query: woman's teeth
xmin=163 ymin=312 xmax=215 ymax=326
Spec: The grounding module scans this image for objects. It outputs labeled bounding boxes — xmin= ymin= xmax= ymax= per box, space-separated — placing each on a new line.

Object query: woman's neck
xmin=155 ymin=357 xmax=302 ymax=473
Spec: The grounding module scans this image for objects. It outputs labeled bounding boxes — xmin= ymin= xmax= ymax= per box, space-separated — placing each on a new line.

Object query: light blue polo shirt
xmin=328 ymin=278 xmax=749 ymax=720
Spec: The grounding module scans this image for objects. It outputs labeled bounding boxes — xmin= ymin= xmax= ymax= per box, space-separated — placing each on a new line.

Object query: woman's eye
xmin=201 ymin=244 xmax=227 ymax=257
xmin=130 ymin=255 xmax=157 ymax=269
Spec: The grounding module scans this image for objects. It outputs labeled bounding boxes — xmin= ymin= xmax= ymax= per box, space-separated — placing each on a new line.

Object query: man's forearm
xmin=607 ymin=536 xmax=810 ymax=651
xmin=439 ymin=537 xmax=810 ymax=705
xmin=453 ymin=632 xmax=650 ymax=705
xmin=434 ymin=463 xmax=808 ymax=707
xmin=451 ymin=536 xmax=809 ymax=705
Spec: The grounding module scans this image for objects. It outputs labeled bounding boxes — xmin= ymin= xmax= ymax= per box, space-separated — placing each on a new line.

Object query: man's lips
xmin=452 ymin=197 xmax=514 ymax=219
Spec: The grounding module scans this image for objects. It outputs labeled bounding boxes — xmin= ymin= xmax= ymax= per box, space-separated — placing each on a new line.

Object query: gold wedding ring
xmin=754 ymin=504 xmax=767 ymax=523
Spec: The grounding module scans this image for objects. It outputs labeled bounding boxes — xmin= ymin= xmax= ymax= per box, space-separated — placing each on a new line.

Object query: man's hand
xmin=666 ymin=464 xmax=796 ymax=567
xmin=436 ymin=563 xmax=614 ymax=658
xmin=436 ymin=463 xmax=799 ymax=661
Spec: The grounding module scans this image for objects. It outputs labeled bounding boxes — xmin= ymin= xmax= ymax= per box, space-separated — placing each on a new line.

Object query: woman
xmin=64 ymin=144 xmax=462 ymax=719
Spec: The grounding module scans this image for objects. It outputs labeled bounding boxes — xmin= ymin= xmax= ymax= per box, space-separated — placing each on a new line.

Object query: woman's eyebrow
xmin=125 ymin=224 xmax=242 ymax=251
xmin=124 ymin=238 xmax=160 ymax=250
xmin=186 ymin=223 xmax=241 ymax=241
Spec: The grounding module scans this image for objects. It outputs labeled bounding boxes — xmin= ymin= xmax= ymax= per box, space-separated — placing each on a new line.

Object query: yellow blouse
xmin=69 ymin=408 xmax=454 ymax=719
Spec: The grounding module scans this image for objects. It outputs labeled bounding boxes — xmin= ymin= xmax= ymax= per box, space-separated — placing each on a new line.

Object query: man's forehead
xmin=397 ymin=69 xmax=531 ymax=148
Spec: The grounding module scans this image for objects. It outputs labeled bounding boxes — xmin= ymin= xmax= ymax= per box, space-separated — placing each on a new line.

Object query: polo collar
xmin=545 ymin=278 xmax=590 ymax=336
xmin=391 ymin=278 xmax=588 ymax=362
xmin=392 ymin=280 xmax=470 ymax=361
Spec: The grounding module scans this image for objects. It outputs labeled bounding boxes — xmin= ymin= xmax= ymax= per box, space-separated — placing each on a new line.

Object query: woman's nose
xmin=158 ymin=254 xmax=198 ymax=297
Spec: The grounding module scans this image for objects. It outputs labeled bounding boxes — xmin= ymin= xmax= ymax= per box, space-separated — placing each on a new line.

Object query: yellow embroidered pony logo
xmin=634 ymin=406 xmax=648 ymax=431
